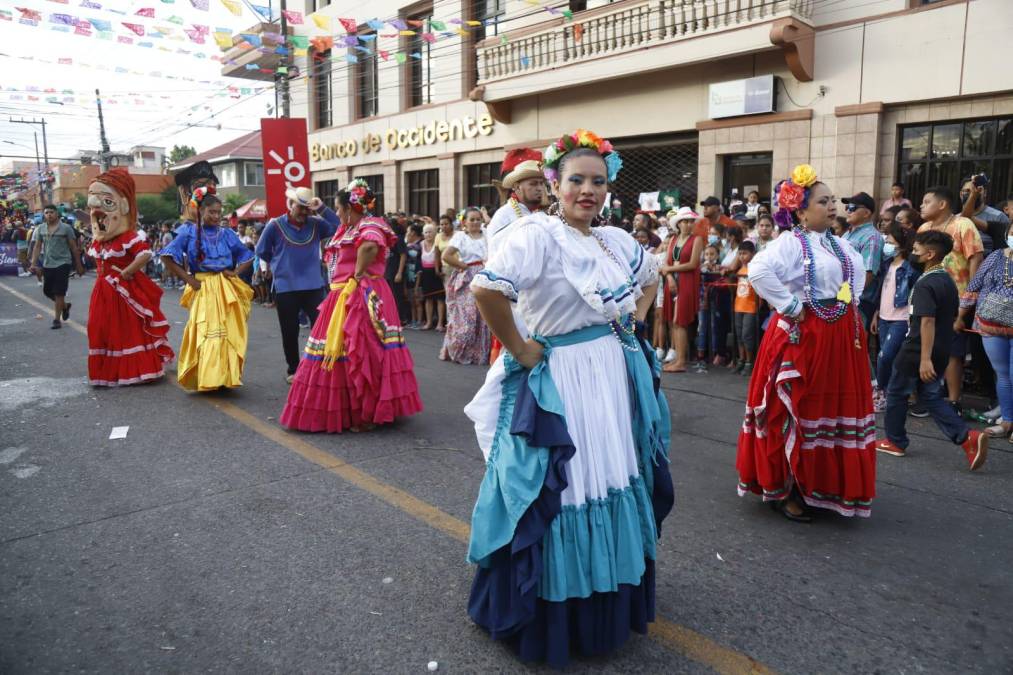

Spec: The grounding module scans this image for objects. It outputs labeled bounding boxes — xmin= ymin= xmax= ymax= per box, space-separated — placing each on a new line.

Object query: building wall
xmin=212 ymin=160 xmax=266 ymax=201
xmin=294 ymin=0 xmax=1013 ymax=212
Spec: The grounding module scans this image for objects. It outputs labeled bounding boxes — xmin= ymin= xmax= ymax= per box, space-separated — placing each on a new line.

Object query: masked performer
xmin=174 ymin=160 xmax=219 ymax=222
xmin=280 ymin=179 xmax=422 ymax=433
xmin=737 ymin=165 xmax=876 ymax=522
xmin=464 ymin=130 xmax=672 ymax=667
xmin=485 ymin=148 xmax=546 ymax=362
xmin=86 ymin=168 xmax=174 ymax=386
xmin=159 ymin=188 xmax=254 ymax=392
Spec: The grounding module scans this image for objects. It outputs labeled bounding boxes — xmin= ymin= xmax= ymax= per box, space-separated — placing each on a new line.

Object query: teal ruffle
xmin=540 ymin=474 xmax=658 ymax=602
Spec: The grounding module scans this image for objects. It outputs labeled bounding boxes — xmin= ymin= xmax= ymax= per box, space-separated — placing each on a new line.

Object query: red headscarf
xmin=94 ymin=167 xmax=137 ymax=229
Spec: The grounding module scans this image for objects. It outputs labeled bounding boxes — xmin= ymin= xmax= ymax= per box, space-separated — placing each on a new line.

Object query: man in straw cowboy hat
xmin=255 ymin=186 xmax=342 ymax=383
xmin=484 ymin=148 xmax=547 ymax=362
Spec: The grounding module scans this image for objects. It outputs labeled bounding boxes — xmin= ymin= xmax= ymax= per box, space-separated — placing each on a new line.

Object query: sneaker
xmin=62 ymin=302 xmax=71 ymax=321
xmin=655 ymin=347 xmax=665 ymax=361
xmin=875 ymin=438 xmax=906 ymax=457
xmin=285 ymin=373 xmax=295 ymax=385
xmin=733 ymin=361 xmax=745 ymax=374
xmin=51 ymin=319 xmax=61 ymax=330
xmin=741 ymin=362 xmax=753 ymax=376
xmin=909 ymin=402 xmax=930 ymax=418
xmin=664 ymin=349 xmax=677 ymax=363
xmin=960 ymin=430 xmax=987 ymax=471
xmin=872 ymin=387 xmax=887 ymax=414
xmin=949 ymin=400 xmax=963 ymax=419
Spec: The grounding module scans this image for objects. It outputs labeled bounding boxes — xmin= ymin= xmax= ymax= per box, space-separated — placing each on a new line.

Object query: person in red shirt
xmin=696 ymin=196 xmax=736 ymax=238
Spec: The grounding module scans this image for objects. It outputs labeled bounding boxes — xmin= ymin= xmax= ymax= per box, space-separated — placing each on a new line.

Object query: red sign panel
xmin=260 ymin=117 xmax=311 ymax=218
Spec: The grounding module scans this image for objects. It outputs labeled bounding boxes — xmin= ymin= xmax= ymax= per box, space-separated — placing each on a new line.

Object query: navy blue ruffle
xmin=638 ymin=334 xmax=675 ymax=535
xmin=468 ymin=375 xmax=576 ymax=640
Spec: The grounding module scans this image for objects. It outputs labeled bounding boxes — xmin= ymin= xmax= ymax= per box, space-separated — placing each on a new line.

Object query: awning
xmin=234 ymin=198 xmax=268 ymax=220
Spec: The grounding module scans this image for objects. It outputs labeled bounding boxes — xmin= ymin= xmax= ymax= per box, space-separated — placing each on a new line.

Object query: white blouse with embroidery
xmin=471 ymin=213 xmax=660 ymax=337
xmin=748 ymin=228 xmax=866 ymax=317
xmin=448 ymin=231 xmax=488 ymax=264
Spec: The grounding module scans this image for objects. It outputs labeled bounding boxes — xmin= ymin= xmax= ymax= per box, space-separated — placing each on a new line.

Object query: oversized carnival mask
xmin=87 ymin=179 xmax=133 ymax=242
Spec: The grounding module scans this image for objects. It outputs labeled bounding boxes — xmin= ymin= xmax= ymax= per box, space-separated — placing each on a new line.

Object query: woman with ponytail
xmin=279 ymin=179 xmax=422 ymax=433
xmin=159 ymin=189 xmax=255 ymax=391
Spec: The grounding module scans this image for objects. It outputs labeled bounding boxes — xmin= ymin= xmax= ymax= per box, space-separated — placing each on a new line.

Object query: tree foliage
xmin=222 ymin=193 xmax=248 ymax=215
xmin=72 ymin=192 xmax=88 ymax=210
xmin=137 ymin=194 xmax=178 ymax=224
xmin=169 ymin=145 xmax=197 ymax=164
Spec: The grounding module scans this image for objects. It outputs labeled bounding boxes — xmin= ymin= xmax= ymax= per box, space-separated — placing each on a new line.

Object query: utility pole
xmin=10 ymin=117 xmax=51 ymax=203
xmin=33 ymin=132 xmax=41 ymax=172
xmin=278 ymin=0 xmax=290 ymax=118
xmin=95 ymin=88 xmax=112 ymax=171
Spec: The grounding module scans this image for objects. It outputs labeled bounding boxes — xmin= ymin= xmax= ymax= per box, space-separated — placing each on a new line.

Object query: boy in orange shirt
xmin=733 ymin=240 xmax=759 ymax=375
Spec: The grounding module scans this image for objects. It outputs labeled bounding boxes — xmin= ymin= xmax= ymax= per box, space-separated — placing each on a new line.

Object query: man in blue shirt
xmin=256 ymin=186 xmax=341 ymax=383
xmin=842 ymin=191 xmax=884 ymax=324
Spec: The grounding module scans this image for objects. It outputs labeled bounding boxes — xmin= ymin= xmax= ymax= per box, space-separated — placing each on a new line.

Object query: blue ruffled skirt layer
xmin=465 ymin=323 xmax=674 ymax=668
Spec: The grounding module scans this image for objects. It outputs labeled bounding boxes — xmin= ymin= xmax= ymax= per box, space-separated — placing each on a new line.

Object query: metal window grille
xmin=406 ymin=169 xmax=440 ymax=219
xmin=313 ymin=49 xmax=332 ymax=130
xmin=408 ymin=14 xmax=433 ymax=107
xmin=465 ymin=162 xmax=501 ymax=211
xmin=897 ymin=115 xmax=1013 ymax=209
xmin=608 ymin=134 xmax=699 ymax=220
xmin=357 ymin=40 xmax=379 ymax=119
xmin=315 ymin=179 xmax=338 ymax=209
xmin=356 ymin=174 xmax=385 ymax=214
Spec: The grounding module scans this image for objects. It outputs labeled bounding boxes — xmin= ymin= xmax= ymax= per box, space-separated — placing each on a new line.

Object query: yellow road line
xmin=0 ymin=280 xmax=777 ymax=675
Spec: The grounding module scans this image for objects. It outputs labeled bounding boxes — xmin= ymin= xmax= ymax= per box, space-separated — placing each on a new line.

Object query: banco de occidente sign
xmin=310 ymin=113 xmax=495 ymax=161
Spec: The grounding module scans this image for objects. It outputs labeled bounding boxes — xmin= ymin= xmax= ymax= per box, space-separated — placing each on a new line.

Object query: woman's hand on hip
xmin=514 ymin=339 xmax=545 ymax=370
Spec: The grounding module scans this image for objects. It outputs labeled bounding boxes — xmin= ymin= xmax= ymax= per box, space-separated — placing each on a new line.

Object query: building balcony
xmin=472 ymin=0 xmax=815 ymax=120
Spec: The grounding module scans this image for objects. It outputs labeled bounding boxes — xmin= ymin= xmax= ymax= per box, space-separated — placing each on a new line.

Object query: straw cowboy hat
xmin=285 ymin=186 xmax=315 ymax=206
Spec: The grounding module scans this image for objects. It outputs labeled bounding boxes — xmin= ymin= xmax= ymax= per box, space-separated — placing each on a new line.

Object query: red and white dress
xmin=87 ymin=231 xmax=174 ymax=386
xmin=280 ymin=217 xmax=423 ymax=432
xmin=737 ymin=228 xmax=877 ymax=517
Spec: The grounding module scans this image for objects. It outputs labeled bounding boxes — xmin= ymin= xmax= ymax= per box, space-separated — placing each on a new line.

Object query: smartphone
xmin=972 ymin=173 xmax=989 ymax=188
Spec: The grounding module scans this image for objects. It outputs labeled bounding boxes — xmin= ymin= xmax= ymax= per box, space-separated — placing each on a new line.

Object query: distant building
xmin=169 ymin=131 xmax=264 ymax=203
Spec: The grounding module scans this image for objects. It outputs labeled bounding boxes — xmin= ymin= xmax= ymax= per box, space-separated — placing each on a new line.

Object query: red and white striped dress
xmin=87 ymin=231 xmax=174 ymax=386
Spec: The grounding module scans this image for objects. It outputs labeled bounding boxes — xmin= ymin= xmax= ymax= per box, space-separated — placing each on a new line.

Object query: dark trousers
xmin=275 ymin=287 xmax=326 ymax=375
xmin=885 ymin=364 xmax=969 ymax=450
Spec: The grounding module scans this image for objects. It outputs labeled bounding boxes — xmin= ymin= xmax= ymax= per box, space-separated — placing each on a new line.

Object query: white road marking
xmin=10 ymin=464 xmax=40 ymax=479
xmin=0 ymin=446 xmax=27 ymax=464
xmin=0 ymin=377 xmax=90 ymax=412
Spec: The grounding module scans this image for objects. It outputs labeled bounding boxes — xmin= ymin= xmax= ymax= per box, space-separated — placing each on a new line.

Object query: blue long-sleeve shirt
xmin=254 ymin=208 xmax=340 ymax=293
xmin=159 ymin=222 xmax=253 ymax=273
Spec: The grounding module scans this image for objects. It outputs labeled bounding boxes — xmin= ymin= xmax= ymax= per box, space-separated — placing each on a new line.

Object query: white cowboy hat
xmin=668 ymin=206 xmax=699 ymax=223
xmin=285 ymin=186 xmax=314 ymax=206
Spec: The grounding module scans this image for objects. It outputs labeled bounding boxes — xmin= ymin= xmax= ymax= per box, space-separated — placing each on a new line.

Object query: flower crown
xmin=772 ymin=164 xmax=818 ymax=229
xmin=345 ymin=178 xmax=375 ymax=214
xmin=542 ymin=129 xmax=623 ymax=183
xmin=189 ymin=185 xmax=216 ymax=209
xmin=456 ymin=207 xmax=481 ymax=227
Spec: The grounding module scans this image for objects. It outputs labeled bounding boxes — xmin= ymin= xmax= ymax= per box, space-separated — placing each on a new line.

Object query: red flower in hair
xmin=778 ymin=181 xmax=805 ymax=211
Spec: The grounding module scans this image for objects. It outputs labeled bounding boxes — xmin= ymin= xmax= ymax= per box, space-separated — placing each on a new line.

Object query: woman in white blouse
xmin=737 ymin=165 xmax=877 ymax=523
xmin=439 ymin=208 xmax=491 ymax=364
xmin=463 ymin=131 xmax=673 ymax=667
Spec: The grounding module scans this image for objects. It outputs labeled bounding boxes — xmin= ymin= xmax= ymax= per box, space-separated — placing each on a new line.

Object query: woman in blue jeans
xmin=870 ymin=223 xmax=920 ymax=411
xmin=958 ymin=221 xmax=1013 ymax=442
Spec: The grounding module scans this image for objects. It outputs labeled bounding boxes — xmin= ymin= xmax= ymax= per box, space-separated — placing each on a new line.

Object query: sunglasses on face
xmin=845 ymin=204 xmax=859 ymax=213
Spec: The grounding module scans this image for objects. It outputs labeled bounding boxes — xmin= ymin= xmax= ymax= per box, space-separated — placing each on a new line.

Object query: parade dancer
xmin=85 ymin=168 xmax=174 ymax=386
xmin=254 ymin=187 xmax=341 ymax=383
xmin=280 ymin=179 xmax=422 ymax=433
xmin=174 ymin=160 xmax=218 ymax=223
xmin=464 ymin=130 xmax=673 ymax=667
xmin=485 ymin=148 xmax=545 ymax=362
xmin=439 ymin=208 xmax=491 ymax=365
xmin=737 ymin=165 xmax=877 ymax=522
xmin=159 ymin=189 xmax=254 ymax=392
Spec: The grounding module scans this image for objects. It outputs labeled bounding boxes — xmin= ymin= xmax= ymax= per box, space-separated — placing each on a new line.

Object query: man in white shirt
xmin=487 ymin=148 xmax=546 ymax=260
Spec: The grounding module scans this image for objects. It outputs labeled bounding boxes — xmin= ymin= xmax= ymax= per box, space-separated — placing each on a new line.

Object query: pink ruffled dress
xmin=279 ymin=217 xmax=423 ymax=432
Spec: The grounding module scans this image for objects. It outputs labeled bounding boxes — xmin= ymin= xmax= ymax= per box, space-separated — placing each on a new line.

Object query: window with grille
xmin=467 ymin=0 xmax=505 ymax=89
xmin=405 ymin=8 xmax=433 ymax=108
xmin=406 ymin=169 xmax=440 ymax=219
xmin=315 ymin=179 xmax=338 ymax=209
xmin=897 ymin=116 xmax=1013 ymax=209
xmin=313 ymin=49 xmax=333 ymax=130
xmin=607 ymin=134 xmax=699 ymax=223
xmin=355 ymin=35 xmax=379 ymax=119
xmin=465 ymin=162 xmax=501 ymax=211
xmin=244 ymin=162 xmax=264 ymax=187
xmin=356 ymin=174 xmax=385 ymax=214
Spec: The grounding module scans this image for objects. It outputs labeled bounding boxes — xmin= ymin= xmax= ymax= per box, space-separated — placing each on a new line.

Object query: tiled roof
xmin=170 ymin=130 xmax=262 ymax=170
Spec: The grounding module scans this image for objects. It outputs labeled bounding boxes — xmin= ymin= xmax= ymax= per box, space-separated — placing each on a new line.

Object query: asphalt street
xmin=1 ymin=271 xmax=1011 ymax=674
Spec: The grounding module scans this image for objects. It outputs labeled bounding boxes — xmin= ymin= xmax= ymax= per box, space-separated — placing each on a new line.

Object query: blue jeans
xmin=875 ymin=319 xmax=908 ymax=391
xmin=696 ymin=306 xmax=710 ymax=356
xmin=885 ymin=364 xmax=969 ymax=449
xmin=983 ymin=336 xmax=1013 ymax=423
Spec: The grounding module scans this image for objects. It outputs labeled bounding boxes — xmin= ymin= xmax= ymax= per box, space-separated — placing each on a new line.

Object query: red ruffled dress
xmin=280 ymin=217 xmax=423 ymax=432
xmin=87 ymin=231 xmax=174 ymax=386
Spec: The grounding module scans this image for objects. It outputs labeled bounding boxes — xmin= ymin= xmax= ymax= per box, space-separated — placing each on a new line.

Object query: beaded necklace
xmin=791 ymin=225 xmax=862 ymax=348
xmin=908 ymin=264 xmax=948 ymax=305
xmin=510 ymin=198 xmax=525 ymax=220
xmin=277 ymin=215 xmax=317 ymax=246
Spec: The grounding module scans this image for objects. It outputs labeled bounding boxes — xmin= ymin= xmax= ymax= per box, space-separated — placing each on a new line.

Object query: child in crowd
xmin=695 ymin=243 xmax=722 ymax=370
xmin=870 ymin=223 xmax=919 ymax=411
xmin=405 ymin=223 xmax=424 ymax=328
xmin=653 ymin=230 xmax=674 ymax=358
xmin=733 ymin=241 xmax=758 ymax=375
xmin=877 ymin=230 xmax=988 ymax=470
